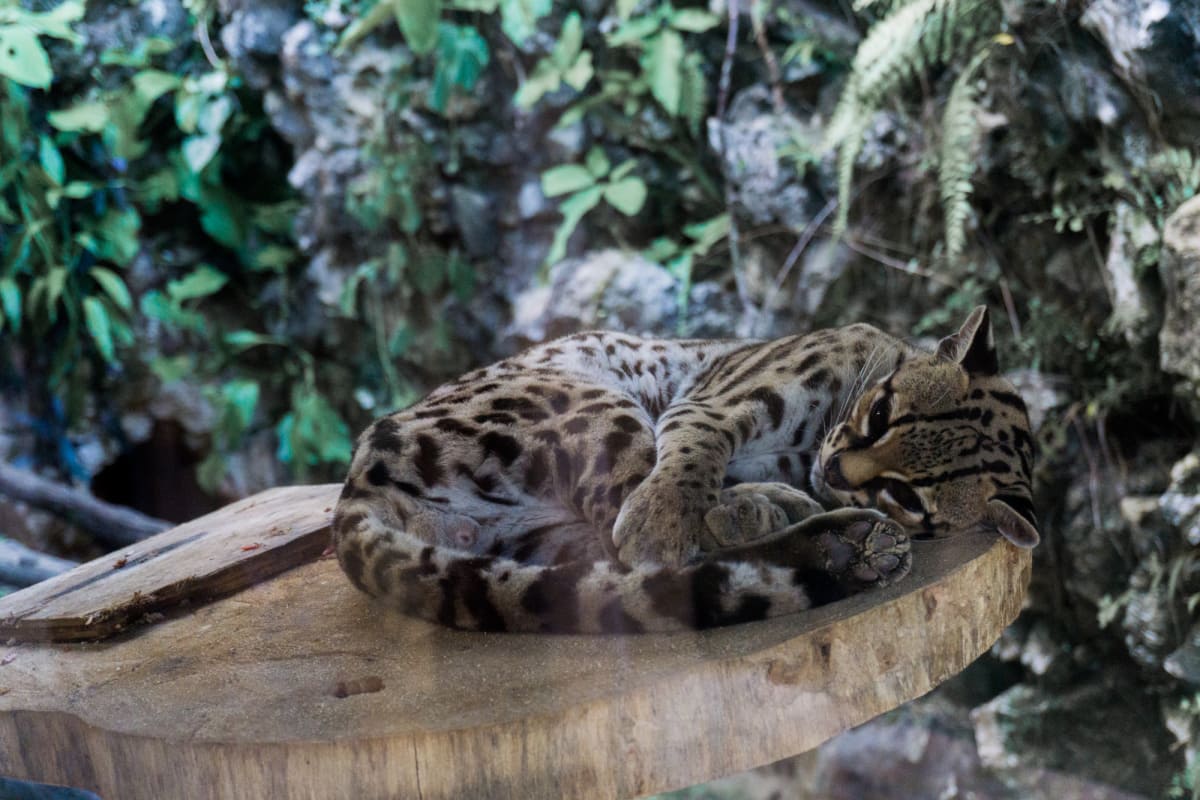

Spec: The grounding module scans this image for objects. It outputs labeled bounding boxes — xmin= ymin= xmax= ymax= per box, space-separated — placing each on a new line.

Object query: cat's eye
xmin=866 ymin=393 xmax=892 ymax=438
xmin=880 ymin=479 xmax=924 ymax=513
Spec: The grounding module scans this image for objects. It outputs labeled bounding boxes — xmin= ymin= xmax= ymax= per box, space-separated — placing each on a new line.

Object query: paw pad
xmin=820 ymin=514 xmax=912 ymax=591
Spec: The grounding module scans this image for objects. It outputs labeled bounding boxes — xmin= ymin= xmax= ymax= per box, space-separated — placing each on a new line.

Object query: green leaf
xmin=395 ymin=0 xmax=441 ymax=55
xmin=90 ymin=267 xmax=133 ymax=312
xmin=198 ymin=192 xmax=247 ymax=249
xmin=499 ymin=0 xmax=551 ymax=46
xmin=100 ymin=36 xmax=174 ymax=67
xmin=0 ymin=277 xmax=20 ymax=332
xmin=140 ymin=290 xmax=207 ymax=333
xmin=678 ymin=50 xmax=707 ymax=132
xmin=275 ymin=413 xmax=297 ymax=465
xmin=513 ymin=14 xmax=593 ymax=108
xmin=251 ymin=244 xmax=296 ymax=273
xmin=223 ymin=330 xmax=283 ymax=350
xmin=683 ymin=212 xmax=730 ymax=256
xmin=603 ymin=177 xmax=647 ymax=216
xmin=514 ymin=64 xmax=561 ymax=108
xmin=562 ymin=50 xmax=593 ymax=91
xmin=277 ymin=388 xmax=352 ymax=468
xmin=609 ymin=159 xmax=638 ymax=181
xmin=0 ymin=26 xmax=53 ymax=89
xmin=90 ymin=208 xmax=141 ymax=265
xmin=61 ymin=181 xmax=93 ymax=199
xmin=197 ymin=94 xmax=233 ymax=135
xmin=221 ymin=379 xmax=260 ymax=432
xmin=132 ymin=69 xmax=181 ymax=107
xmin=643 ymin=236 xmax=681 ymax=262
xmin=616 ymin=0 xmax=637 ymax=20
xmin=38 ymin=135 xmax=64 ymax=184
xmin=541 ymin=164 xmax=596 ymax=196
xmin=336 ymin=0 xmax=397 ymax=52
xmin=182 ymin=134 xmax=221 ymax=173
xmin=607 ymin=14 xmax=663 ymax=48
xmin=669 ymin=9 xmax=720 ymax=32
xmin=82 ymin=297 xmax=115 ymax=363
xmin=149 ymin=354 xmax=194 ymax=383
xmin=545 ymin=185 xmax=602 ymax=266
xmin=167 ymin=264 xmax=229 ymax=303
xmin=429 ymin=23 xmax=490 ymax=113
xmin=44 ymin=267 xmax=67 ymax=320
xmin=585 ymin=147 xmax=611 ymax=178
xmin=7 ymin=1 xmax=84 ymax=42
xmin=138 ymin=168 xmax=179 ymax=208
xmin=47 ymin=101 xmax=110 ymax=133
xmin=646 ymin=30 xmax=684 ymax=115
xmin=556 ymin=12 xmax=584 ymax=66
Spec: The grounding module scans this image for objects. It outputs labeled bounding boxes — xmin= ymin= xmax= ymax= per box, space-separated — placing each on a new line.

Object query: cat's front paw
xmin=612 ymin=478 xmax=715 ymax=567
xmin=702 ymin=482 xmax=824 ymax=550
xmin=811 ymin=509 xmax=911 ymax=592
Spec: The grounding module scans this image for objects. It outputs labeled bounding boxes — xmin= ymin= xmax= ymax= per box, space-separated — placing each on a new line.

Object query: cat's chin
xmin=807 ymin=461 xmax=839 ymax=508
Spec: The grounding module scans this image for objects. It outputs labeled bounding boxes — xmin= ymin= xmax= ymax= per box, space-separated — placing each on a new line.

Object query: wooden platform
xmin=0 ymin=484 xmax=1030 ymax=800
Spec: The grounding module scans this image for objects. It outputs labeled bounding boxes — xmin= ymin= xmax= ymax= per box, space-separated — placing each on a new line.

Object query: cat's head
xmin=814 ymin=306 xmax=1039 ymax=548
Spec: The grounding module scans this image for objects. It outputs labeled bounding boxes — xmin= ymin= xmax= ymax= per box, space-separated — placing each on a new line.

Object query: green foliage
xmin=541 ymin=147 xmax=648 ymax=268
xmin=554 ymin=2 xmax=715 ymax=133
xmin=512 ymin=12 xmax=592 ymax=108
xmin=0 ymin=0 xmax=353 ymax=490
xmin=939 ymin=47 xmax=989 ymax=259
xmin=430 ymin=23 xmax=490 ymax=113
xmin=1107 ymin=147 xmax=1200 ymax=232
xmin=342 ymin=0 xmax=552 ymax=53
xmin=824 ymin=0 xmax=1001 ymax=238
xmin=0 ymin=1 xmax=83 ymax=88
xmin=643 ymin=212 xmax=729 ymax=325
xmin=276 ymin=378 xmax=353 ymax=475
xmin=336 ymin=0 xmax=726 ymax=293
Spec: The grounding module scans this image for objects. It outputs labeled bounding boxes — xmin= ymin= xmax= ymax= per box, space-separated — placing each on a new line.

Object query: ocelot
xmin=333 ymin=306 xmax=1038 ymax=633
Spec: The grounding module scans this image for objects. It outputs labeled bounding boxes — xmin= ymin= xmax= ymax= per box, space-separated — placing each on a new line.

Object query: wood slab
xmin=0 ymin=484 xmax=1031 ymax=800
xmin=0 ymin=484 xmax=338 ymax=641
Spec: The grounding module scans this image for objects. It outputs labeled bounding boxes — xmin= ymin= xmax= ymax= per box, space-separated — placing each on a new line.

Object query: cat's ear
xmin=985 ymin=495 xmax=1040 ymax=548
xmin=936 ymin=305 xmax=999 ymax=377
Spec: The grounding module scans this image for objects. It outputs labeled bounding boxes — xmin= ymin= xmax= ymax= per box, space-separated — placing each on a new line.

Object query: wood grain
xmin=0 ymin=484 xmax=337 ymax=641
xmin=0 ymin=483 xmax=1030 ymax=800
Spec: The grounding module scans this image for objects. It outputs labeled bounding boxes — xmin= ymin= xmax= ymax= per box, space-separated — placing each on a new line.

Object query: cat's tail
xmin=332 ymin=502 xmax=813 ymax=634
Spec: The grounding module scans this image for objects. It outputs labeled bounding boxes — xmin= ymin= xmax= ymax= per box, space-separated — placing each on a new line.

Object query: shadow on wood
xmin=0 ymin=484 xmax=1030 ymax=800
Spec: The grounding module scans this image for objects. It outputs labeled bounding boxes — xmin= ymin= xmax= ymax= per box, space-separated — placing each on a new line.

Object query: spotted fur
xmin=333 ymin=306 xmax=1037 ymax=633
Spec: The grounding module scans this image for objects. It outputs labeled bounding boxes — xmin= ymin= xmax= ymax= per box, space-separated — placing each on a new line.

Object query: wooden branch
xmin=0 ymin=537 xmax=78 ymax=588
xmin=0 ymin=462 xmax=170 ymax=548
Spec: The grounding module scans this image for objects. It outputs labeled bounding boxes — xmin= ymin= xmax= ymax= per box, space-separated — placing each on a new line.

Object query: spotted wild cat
xmin=333 ymin=306 xmax=1038 ymax=633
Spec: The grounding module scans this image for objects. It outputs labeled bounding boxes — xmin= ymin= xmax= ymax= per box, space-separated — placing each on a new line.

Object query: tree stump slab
xmin=0 ymin=484 xmax=1030 ymax=800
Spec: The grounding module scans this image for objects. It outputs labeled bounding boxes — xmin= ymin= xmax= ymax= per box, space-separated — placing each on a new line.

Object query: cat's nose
xmin=824 ymin=455 xmax=850 ymax=490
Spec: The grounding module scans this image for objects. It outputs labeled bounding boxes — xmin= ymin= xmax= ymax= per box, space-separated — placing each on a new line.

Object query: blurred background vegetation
xmin=2 ymin=0 xmax=1199 ymax=796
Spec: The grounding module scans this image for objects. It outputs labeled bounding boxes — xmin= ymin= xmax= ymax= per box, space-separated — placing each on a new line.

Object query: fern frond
xmin=825 ymin=0 xmax=997 ymax=149
xmin=823 ymin=0 xmax=1000 ymax=230
xmin=833 ymin=115 xmax=870 ymax=235
xmin=678 ymin=51 xmax=707 ymax=136
xmin=940 ymin=47 xmax=990 ymax=259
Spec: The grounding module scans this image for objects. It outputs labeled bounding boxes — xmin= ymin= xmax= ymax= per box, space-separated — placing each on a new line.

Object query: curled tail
xmin=333 ymin=505 xmax=813 ymax=634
